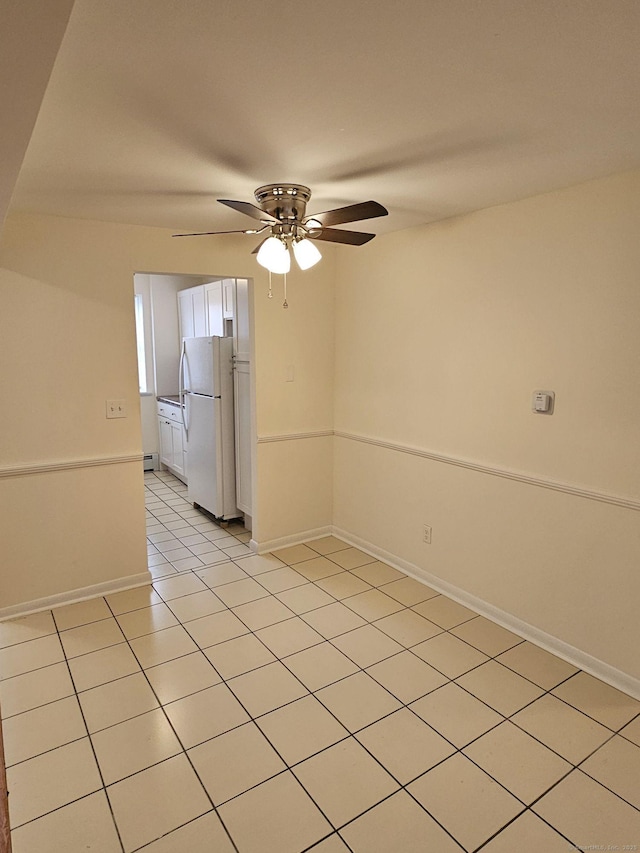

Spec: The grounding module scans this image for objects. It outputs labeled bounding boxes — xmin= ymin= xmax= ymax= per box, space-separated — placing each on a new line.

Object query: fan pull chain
xmin=267 ymin=271 xmax=273 ymax=299
xmin=282 ymin=272 xmax=288 ymax=309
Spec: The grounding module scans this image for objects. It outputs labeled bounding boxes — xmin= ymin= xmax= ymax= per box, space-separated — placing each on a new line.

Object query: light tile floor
xmin=1 ymin=470 xmax=639 ymax=852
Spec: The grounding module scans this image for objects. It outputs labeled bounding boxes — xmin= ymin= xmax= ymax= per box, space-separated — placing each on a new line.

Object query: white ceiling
xmin=9 ymin=0 xmax=640 ymax=236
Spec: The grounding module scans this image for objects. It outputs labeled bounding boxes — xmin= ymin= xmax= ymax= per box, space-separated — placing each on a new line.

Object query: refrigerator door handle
xmin=179 ymin=340 xmax=189 ymax=440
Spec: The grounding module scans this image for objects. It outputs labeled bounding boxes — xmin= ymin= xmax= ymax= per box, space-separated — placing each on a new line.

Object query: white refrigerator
xmin=179 ymin=335 xmax=239 ymax=520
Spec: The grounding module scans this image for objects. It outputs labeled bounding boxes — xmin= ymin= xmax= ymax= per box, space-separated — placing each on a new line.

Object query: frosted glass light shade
xmin=257 ymin=236 xmax=291 ymax=273
xmin=293 ymin=238 xmax=322 ymax=270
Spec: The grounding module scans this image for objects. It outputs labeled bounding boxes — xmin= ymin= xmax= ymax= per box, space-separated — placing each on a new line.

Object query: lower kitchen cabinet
xmin=157 ymin=401 xmax=187 ymax=482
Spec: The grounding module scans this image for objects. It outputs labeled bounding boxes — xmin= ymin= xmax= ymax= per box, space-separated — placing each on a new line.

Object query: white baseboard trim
xmin=253 ymin=526 xmax=333 ymax=555
xmin=0 ymin=572 xmax=153 ymax=621
xmin=330 ymin=526 xmax=640 ymax=701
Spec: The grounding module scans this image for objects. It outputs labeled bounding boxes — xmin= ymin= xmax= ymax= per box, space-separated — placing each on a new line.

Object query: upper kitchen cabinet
xmin=178 ymin=285 xmax=207 ymax=340
xmin=178 ymin=279 xmax=236 ymax=340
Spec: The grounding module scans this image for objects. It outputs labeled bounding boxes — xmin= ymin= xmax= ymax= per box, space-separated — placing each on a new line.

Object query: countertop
xmin=157 ymin=395 xmax=182 ymax=406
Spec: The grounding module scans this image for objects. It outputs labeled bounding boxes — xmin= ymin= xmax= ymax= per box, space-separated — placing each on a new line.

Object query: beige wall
xmin=0 ymin=213 xmax=335 ymax=610
xmin=333 ymin=169 xmax=640 ymax=681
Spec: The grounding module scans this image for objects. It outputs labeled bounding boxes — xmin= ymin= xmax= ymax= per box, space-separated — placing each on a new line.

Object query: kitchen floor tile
xmin=292 ymin=556 xmax=346 ymax=582
xmin=136 ymin=812 xmax=236 ymax=853
xmin=189 ymin=721 xmax=286 ymax=804
xmin=308 ymin=835 xmax=351 ymax=852
xmin=342 ymin=790 xmax=463 ymax=853
xmin=315 ymin=672 xmax=401 ymax=733
xmin=620 ymin=714 xmax=640 ymax=747
xmin=233 ymin=553 xmax=286 ymax=576
xmin=78 ymin=672 xmax=159 ymax=733
xmin=580 ymin=734 xmax=640 ymax=808
xmin=196 ymin=561 xmax=250 ymax=586
xmin=302 ymin=602 xmax=367 ymax=639
xmin=0 ymin=611 xmax=57 ymax=648
xmin=366 ymin=651 xmax=447 ymax=703
xmin=412 ymin=594 xmax=477 ymax=628
xmin=107 ymin=753 xmax=211 ymax=853
xmin=58 ymin=618 xmax=125 ymax=659
xmin=511 ymin=693 xmax=613 ymax=764
xmin=67 ymin=642 xmax=140 ymax=692
xmin=10 ymin=790 xmax=121 ymax=853
xmin=332 ymin=624 xmax=404 ymax=668
xmin=145 ymin=650 xmax=221 ymax=703
xmin=164 ymin=682 xmax=250 ymax=747
xmin=203 ymin=633 xmax=277 ymax=680
xmin=411 ymin=631 xmax=489 ymax=678
xmin=257 ymin=694 xmax=349 ymax=765
xmin=232 ymin=596 xmax=295 ymax=630
xmin=115 ymin=601 xmax=179 ymax=639
xmin=355 ymin=708 xmax=455 ymax=784
xmin=283 ymin=642 xmax=359 ymax=692
xmin=552 ymin=671 xmax=640 ymax=730
xmin=456 ymin=660 xmax=544 ymax=716
xmin=256 ymin=616 xmax=324 ymax=658
xmin=170 ymin=555 xmax=206 ymax=571
xmin=271 ymin=543 xmax=319 ymax=565
xmin=373 ymin=609 xmax=442 ymax=647
xmin=342 ymin=589 xmax=404 ymax=621
xmin=130 ymin=623 xmax=199 ymax=666
xmin=295 ymin=737 xmax=398 ymax=828
xmin=218 ymin=770 xmax=332 ymax=853
xmin=257 ymin=566 xmax=310 ymax=593
xmin=463 ymin=720 xmax=572 ymax=803
xmin=91 ymin=707 xmax=182 ymax=784
xmin=450 ymin=616 xmax=523 ymax=656
xmin=7 ymin=738 xmax=102 ymax=828
xmin=350 ymin=561 xmax=405 ymax=586
xmin=275 ymin=583 xmax=335 ymax=613
xmin=3 ymin=694 xmax=86 ymax=766
xmin=496 ymin=640 xmax=579 ymax=689
xmin=533 ymin=769 xmax=640 ymax=849
xmin=165 ymin=588 xmax=226 ymax=622
xmin=307 ymin=536 xmax=350 ymax=555
xmin=479 ymin=809 xmax=571 ymax=853
xmin=379 ymin=576 xmax=438 ymax=606
xmin=315 ymin=572 xmax=373 ymax=599
xmin=410 ymin=682 xmax=503 ymax=748
xmin=153 ymin=572 xmax=208 ymax=600
xmin=186 ymin=609 xmax=250 ymax=648
xmin=326 ymin=547 xmax=377 ymax=570
xmin=0 ymin=662 xmax=74 ymax=717
xmin=0 ymin=633 xmax=64 ymax=680
xmin=227 ymin=660 xmax=308 ymax=717
xmin=408 ymin=752 xmax=523 ymax=851
xmin=53 ymin=597 xmax=112 ymax=631
xmin=213 ymin=577 xmax=270 ymax=607
xmin=105 ymin=585 xmax=162 ymax=615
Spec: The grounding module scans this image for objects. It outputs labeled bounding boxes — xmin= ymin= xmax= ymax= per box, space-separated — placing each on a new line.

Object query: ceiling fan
xmin=173 ymin=184 xmax=388 ymax=273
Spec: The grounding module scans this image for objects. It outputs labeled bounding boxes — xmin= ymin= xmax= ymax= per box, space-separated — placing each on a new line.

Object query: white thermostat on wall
xmin=532 ymin=390 xmax=555 ymax=414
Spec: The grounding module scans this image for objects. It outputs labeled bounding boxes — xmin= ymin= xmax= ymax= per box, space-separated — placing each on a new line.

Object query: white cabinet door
xmin=204 ymin=281 xmax=223 ymax=337
xmin=222 ymin=278 xmax=235 ymax=319
xmin=193 ymin=288 xmax=207 ymax=337
xmin=170 ymin=421 xmax=185 ymax=476
xmin=158 ymin=417 xmax=174 ymax=467
xmin=177 ymin=289 xmax=195 ymax=340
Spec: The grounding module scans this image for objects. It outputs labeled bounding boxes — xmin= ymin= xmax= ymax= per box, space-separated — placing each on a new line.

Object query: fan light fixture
xmin=292 ymin=238 xmax=322 ymax=270
xmin=256 ymin=236 xmax=290 ymax=274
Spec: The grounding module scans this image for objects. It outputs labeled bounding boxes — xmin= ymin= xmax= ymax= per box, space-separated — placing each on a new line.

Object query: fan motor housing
xmin=254 ymin=184 xmax=311 ymax=222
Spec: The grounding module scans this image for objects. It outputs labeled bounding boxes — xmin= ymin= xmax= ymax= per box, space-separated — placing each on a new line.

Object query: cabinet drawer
xmin=157 ymin=402 xmax=183 ymax=423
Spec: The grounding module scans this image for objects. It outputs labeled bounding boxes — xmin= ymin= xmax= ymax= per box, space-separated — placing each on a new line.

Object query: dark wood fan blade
xmin=218 ymin=199 xmax=278 ymax=223
xmin=172 ymin=228 xmax=262 ymax=237
xmin=311 ymin=228 xmax=376 ymax=245
xmin=304 ymin=200 xmax=387 ymax=228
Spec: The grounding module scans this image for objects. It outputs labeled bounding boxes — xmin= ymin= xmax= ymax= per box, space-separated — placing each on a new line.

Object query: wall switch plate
xmin=532 ymin=390 xmax=555 ymax=414
xmin=106 ymin=399 xmax=127 ymax=418
xmin=423 ymin=524 xmax=432 ymax=544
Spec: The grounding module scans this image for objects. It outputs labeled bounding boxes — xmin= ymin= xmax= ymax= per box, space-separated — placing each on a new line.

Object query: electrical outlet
xmin=106 ymin=399 xmax=127 ymax=419
xmin=423 ymin=524 xmax=432 ymax=545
